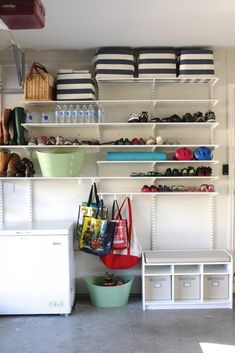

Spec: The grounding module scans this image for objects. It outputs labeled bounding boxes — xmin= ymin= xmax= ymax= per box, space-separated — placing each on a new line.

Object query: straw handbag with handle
xmin=24 ymin=62 xmax=54 ymax=100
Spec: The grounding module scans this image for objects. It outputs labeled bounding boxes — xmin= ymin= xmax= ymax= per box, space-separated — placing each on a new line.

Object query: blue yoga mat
xmin=107 ymin=151 xmax=167 ymax=161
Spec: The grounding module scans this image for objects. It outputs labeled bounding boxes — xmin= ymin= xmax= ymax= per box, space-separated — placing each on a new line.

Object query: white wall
xmin=0 ymin=48 xmax=233 ymax=293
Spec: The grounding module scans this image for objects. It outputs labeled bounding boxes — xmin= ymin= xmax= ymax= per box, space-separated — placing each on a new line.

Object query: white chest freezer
xmin=0 ymin=221 xmax=75 ymax=315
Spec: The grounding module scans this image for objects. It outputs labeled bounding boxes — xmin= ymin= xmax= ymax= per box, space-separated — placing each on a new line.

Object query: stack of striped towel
xmin=137 ymin=49 xmax=177 ymax=78
xmin=56 ymin=69 xmax=96 ymax=101
xmin=178 ymin=49 xmax=215 ymax=78
xmin=94 ymin=47 xmax=135 ymax=78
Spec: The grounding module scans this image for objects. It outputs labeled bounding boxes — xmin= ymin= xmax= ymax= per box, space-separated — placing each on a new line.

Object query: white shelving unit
xmin=142 ymin=250 xmax=233 ymax=310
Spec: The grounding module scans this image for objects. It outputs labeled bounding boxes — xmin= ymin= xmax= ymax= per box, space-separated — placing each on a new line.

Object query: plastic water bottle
xmin=55 ymin=105 xmax=62 ymax=124
xmin=64 ymin=104 xmax=71 ymax=124
xmin=71 ymin=105 xmax=77 ymax=123
xmin=75 ymin=105 xmax=80 ymax=123
xmin=98 ymin=103 xmax=105 ymax=123
xmin=81 ymin=105 xmax=87 ymax=124
xmin=88 ymin=104 xmax=95 ymax=123
xmin=61 ymin=104 xmax=67 ymax=124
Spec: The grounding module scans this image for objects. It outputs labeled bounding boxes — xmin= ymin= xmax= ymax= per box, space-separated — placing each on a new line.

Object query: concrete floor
xmin=0 ymin=297 xmax=235 ymax=353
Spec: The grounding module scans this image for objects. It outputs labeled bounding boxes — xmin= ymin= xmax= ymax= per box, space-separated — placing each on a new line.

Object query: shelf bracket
xmin=151 ymin=194 xmax=157 ymax=250
xmin=12 ymin=44 xmax=25 ymax=87
xmin=27 ymin=179 xmax=33 ymax=222
xmin=209 ymin=195 xmax=215 ymax=249
xmin=0 ymin=181 xmax=4 ymax=223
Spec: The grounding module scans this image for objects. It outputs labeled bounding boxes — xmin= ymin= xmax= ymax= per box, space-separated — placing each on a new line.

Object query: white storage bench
xmin=142 ymin=250 xmax=233 ymax=310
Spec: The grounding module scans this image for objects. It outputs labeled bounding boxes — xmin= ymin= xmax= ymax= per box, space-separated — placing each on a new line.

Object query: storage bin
xmin=137 ymin=49 xmax=177 ymax=78
xmin=36 ymin=149 xmax=85 ymax=177
xmin=145 ymin=276 xmax=172 ymax=301
xmin=174 ymin=275 xmax=200 ymax=300
xmin=178 ymin=49 xmax=215 ymax=78
xmin=203 ymin=275 xmax=229 ymax=300
xmin=56 ymin=70 xmax=96 ymax=101
xmin=107 ymin=151 xmax=167 ymax=161
xmin=95 ymin=47 xmax=135 ymax=78
xmin=84 ymin=275 xmax=134 ymax=307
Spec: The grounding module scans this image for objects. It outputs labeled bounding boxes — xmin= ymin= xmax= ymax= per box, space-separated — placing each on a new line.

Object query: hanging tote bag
xmin=101 ymin=197 xmax=142 ymax=269
xmin=80 ymin=200 xmax=116 ymax=256
xmin=76 ymin=182 xmax=108 ymax=241
xmin=112 ymin=199 xmax=128 ymax=250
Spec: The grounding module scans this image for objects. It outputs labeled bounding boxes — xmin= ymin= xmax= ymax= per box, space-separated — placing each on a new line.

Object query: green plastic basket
xmin=36 ymin=149 xmax=85 ymax=177
xmin=84 ymin=275 xmax=134 ymax=308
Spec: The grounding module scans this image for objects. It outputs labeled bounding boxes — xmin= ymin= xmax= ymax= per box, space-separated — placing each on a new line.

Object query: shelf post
xmin=27 ymin=179 xmax=33 ymax=222
xmin=151 ymin=194 xmax=157 ymax=250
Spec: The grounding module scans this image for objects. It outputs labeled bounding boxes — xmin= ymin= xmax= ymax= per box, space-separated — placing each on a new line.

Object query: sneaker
xmin=205 ymin=110 xmax=216 ymax=122
xmin=128 ymin=113 xmax=140 ymax=123
xmin=37 ymin=136 xmax=48 ymax=146
xmin=193 ymin=111 xmax=205 ymax=122
xmin=156 ymin=136 xmax=164 ymax=145
xmin=28 ymin=137 xmax=37 ymax=146
xmin=146 ymin=137 xmax=155 ymax=145
xmin=139 ymin=111 xmax=149 ymax=122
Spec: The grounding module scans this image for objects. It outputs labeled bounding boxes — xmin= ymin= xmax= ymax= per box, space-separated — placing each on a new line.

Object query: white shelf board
xmin=21 ymin=98 xmax=219 ymax=107
xmin=96 ymin=77 xmax=219 ymax=85
xmin=22 ymin=122 xmax=219 ymax=129
xmin=97 ymin=160 xmax=219 ymax=164
xmin=0 ymin=176 xmax=218 ymax=181
xmin=97 ymin=192 xmax=218 ymax=196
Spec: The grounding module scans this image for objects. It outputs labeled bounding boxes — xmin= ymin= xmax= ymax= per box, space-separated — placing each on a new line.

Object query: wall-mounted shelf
xmin=96 ymin=77 xmax=219 ymax=85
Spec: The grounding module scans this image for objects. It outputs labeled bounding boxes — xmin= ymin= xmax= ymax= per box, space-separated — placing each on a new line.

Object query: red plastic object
xmin=0 ymin=0 xmax=45 ymax=29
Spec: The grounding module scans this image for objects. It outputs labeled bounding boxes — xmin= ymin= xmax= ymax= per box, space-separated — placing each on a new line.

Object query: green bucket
xmin=84 ymin=275 xmax=134 ymax=308
xmin=36 ymin=149 xmax=85 ymax=177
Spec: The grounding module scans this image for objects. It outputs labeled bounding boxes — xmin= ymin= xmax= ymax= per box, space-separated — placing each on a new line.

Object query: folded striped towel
xmin=137 ymin=49 xmax=177 ymax=78
xmin=56 ymin=70 xmax=96 ymax=101
xmin=178 ymin=49 xmax=215 ymax=78
xmin=95 ymin=47 xmax=135 ymax=78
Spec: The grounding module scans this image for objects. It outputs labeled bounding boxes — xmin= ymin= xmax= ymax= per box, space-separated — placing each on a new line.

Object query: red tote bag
xmin=101 ymin=197 xmax=142 ymax=269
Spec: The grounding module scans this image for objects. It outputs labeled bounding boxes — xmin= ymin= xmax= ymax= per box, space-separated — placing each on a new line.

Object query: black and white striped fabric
xmin=95 ymin=48 xmax=135 ymax=78
xmin=137 ymin=49 xmax=177 ymax=78
xmin=56 ymin=70 xmax=96 ymax=101
xmin=178 ymin=49 xmax=215 ymax=78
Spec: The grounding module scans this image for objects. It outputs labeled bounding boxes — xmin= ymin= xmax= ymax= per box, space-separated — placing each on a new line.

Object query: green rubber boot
xmin=9 ymin=109 xmax=18 ymax=145
xmin=14 ymin=107 xmax=27 ymax=145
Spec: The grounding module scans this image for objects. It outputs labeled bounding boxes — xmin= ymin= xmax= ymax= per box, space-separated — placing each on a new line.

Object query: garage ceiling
xmin=0 ymin=0 xmax=235 ymax=50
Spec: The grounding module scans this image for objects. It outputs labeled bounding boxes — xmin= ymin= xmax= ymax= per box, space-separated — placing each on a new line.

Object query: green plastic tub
xmin=84 ymin=275 xmax=134 ymax=308
xmin=36 ymin=149 xmax=85 ymax=177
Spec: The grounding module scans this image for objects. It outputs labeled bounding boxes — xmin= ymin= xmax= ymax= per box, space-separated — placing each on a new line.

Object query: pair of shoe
xmin=0 ymin=107 xmax=27 ymax=146
xmin=146 ymin=136 xmax=164 ymax=145
xmin=183 ymin=111 xmax=216 ymax=123
xmin=114 ymin=137 xmax=145 ymax=145
xmin=16 ymin=158 xmax=35 ymax=177
xmin=128 ymin=111 xmax=149 ymax=123
xmin=0 ymin=149 xmax=21 ymax=177
xmin=141 ymin=185 xmax=158 ymax=192
xmin=165 ymin=168 xmax=181 ymax=177
xmin=130 ymin=171 xmax=163 ymax=177
xmin=199 ymin=184 xmax=215 ymax=192
xmin=181 ymin=166 xmax=196 ymax=176
xmin=196 ymin=166 xmax=212 ymax=176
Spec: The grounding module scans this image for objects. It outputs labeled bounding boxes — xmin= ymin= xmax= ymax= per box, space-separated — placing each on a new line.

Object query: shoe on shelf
xmin=45 ymin=136 xmax=56 ymax=145
xmin=182 ymin=112 xmax=195 ymax=122
xmin=37 ymin=135 xmax=48 ymax=146
xmin=193 ymin=111 xmax=205 ymax=122
xmin=187 ymin=166 xmax=196 ymax=176
xmin=204 ymin=110 xmax=216 ymax=122
xmin=141 ymin=185 xmax=151 ymax=192
xmin=207 ymin=184 xmax=215 ymax=192
xmin=199 ymin=184 xmax=208 ymax=192
xmin=28 ymin=137 xmax=37 ymax=146
xmin=165 ymin=168 xmax=172 ymax=177
xmin=204 ymin=166 xmax=212 ymax=176
xmin=146 ymin=136 xmax=155 ymax=145
xmin=156 ymin=136 xmax=164 ymax=145
xmin=138 ymin=138 xmax=145 ymax=145
xmin=7 ymin=153 xmax=21 ymax=177
xmin=131 ymin=138 xmax=140 ymax=145
xmin=128 ymin=113 xmax=140 ymax=123
xmin=64 ymin=139 xmax=73 ymax=145
xmin=149 ymin=117 xmax=161 ymax=122
xmin=150 ymin=185 xmax=158 ymax=192
xmin=172 ymin=168 xmax=180 ymax=176
xmin=139 ymin=111 xmax=149 ymax=122
xmin=124 ymin=138 xmax=131 ymax=145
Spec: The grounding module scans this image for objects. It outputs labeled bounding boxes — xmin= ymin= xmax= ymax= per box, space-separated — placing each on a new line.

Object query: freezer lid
xmin=0 ymin=220 xmax=74 ymax=235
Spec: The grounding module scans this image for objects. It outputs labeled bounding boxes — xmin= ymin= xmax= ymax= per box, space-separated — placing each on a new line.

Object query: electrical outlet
xmin=3 ymin=182 xmax=14 ymax=194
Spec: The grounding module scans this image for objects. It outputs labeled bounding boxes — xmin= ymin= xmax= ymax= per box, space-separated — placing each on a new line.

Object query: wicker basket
xmin=24 ymin=62 xmax=54 ymax=101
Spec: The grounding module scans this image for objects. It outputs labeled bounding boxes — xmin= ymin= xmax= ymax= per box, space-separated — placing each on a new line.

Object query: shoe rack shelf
xmin=142 ymin=249 xmax=233 ymax=310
